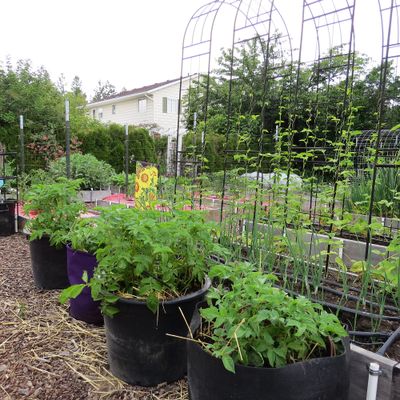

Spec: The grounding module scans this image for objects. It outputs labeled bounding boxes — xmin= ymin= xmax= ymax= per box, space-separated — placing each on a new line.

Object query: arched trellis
xmin=291 ymin=0 xmax=356 ymax=270
xmin=354 ymin=129 xmax=400 ymax=171
xmin=173 ymin=0 xmax=293 ymax=209
xmin=364 ymin=0 xmax=400 ymax=256
xmin=173 ymin=0 xmax=399 ymax=257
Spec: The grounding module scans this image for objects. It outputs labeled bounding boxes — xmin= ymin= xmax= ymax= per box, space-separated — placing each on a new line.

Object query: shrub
xmin=48 ymin=153 xmax=115 ymax=189
xmin=78 ymin=123 xmax=157 ymax=173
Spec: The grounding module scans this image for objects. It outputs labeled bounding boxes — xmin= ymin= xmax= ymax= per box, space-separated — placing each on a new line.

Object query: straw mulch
xmin=0 ymin=234 xmax=189 ymax=400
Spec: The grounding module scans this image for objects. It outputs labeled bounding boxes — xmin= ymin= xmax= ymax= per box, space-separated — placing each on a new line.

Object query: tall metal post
xmin=65 ymin=99 xmax=71 ymax=178
xmin=19 ymin=115 xmax=25 ymax=174
xmin=125 ymin=124 xmax=129 ymax=196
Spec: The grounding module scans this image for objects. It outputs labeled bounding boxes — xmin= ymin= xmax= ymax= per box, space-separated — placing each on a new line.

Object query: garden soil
xmin=0 ymin=234 xmax=188 ymax=400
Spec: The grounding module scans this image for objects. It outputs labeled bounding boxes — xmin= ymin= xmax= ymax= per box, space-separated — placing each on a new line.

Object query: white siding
xmin=152 ymin=80 xmax=190 ymax=135
xmin=88 ymin=96 xmax=154 ymax=126
xmin=87 ymin=78 xmax=191 ymax=135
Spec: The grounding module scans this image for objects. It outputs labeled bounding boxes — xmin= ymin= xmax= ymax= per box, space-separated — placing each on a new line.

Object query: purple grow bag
xmin=66 ymin=245 xmax=103 ymax=325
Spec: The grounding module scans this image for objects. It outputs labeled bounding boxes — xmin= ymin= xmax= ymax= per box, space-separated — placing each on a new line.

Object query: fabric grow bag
xmin=104 ymin=279 xmax=211 ymax=387
xmin=0 ymin=200 xmax=16 ymax=236
xmin=29 ymin=236 xmax=69 ymax=289
xmin=187 ymin=305 xmax=350 ymax=400
xmin=66 ymin=245 xmax=103 ymax=325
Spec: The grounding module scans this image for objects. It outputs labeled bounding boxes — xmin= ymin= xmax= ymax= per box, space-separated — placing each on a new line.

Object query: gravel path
xmin=0 ymin=234 xmax=188 ymax=400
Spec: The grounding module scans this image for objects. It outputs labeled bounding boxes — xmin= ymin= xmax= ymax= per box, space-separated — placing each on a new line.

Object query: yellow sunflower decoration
xmin=135 ymin=162 xmax=158 ymax=210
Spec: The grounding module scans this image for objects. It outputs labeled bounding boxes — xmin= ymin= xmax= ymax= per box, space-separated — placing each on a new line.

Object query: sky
xmin=0 ymin=0 xmax=385 ymax=100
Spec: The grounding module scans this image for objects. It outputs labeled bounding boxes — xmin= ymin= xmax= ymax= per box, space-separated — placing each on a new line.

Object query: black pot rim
xmin=29 ymin=234 xmax=67 ymax=248
xmin=116 ymin=277 xmax=211 ymax=306
xmin=189 ymin=336 xmax=349 ymax=373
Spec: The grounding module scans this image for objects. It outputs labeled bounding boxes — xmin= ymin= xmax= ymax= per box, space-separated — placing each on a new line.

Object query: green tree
xmin=92 ymin=80 xmax=116 ymax=102
xmin=78 ymin=123 xmax=156 ymax=173
xmin=0 ymin=59 xmax=64 ymax=168
xmin=71 ymin=75 xmax=85 ymax=97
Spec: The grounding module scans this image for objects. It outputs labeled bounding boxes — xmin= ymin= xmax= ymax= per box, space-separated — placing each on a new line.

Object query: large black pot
xmin=66 ymin=245 xmax=103 ymax=325
xmin=29 ymin=236 xmax=69 ymax=289
xmin=104 ymin=279 xmax=211 ymax=387
xmin=187 ymin=305 xmax=350 ymax=400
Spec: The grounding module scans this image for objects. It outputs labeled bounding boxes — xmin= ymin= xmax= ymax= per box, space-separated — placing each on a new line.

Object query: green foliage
xmin=154 ymin=135 xmax=168 ymax=174
xmin=0 ymin=59 xmax=93 ymax=170
xmin=199 ymin=263 xmax=347 ymax=373
xmin=110 ymin=173 xmax=135 ymax=187
xmin=78 ymin=124 xmax=156 ymax=173
xmin=346 ymin=168 xmax=400 ymax=217
xmin=182 ymin=42 xmax=400 ymax=175
xmin=183 ymin=129 xmax=226 ymax=172
xmin=23 ymin=179 xmax=86 ymax=247
xmin=0 ymin=59 xmax=63 ymax=154
xmin=92 ymin=80 xmax=116 ymax=102
xmin=68 ymin=218 xmax=102 ymax=255
xmin=350 ymin=234 xmax=400 ymax=302
xmin=48 ymin=153 xmax=116 ymax=189
xmin=59 ymin=283 xmax=86 ymax=304
xmin=86 ymin=207 xmax=227 ymax=316
xmin=110 ymin=173 xmax=136 ymax=196
xmin=18 ymin=169 xmax=54 ymax=197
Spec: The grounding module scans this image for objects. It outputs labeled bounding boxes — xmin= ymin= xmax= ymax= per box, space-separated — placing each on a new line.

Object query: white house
xmin=87 ymin=76 xmax=192 ymax=137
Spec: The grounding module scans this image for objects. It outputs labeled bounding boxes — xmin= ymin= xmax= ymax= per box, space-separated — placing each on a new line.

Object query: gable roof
xmin=89 ymin=77 xmax=183 ymax=106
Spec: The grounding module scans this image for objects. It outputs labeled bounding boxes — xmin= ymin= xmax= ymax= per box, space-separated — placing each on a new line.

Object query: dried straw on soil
xmin=0 ymin=234 xmax=189 ymax=400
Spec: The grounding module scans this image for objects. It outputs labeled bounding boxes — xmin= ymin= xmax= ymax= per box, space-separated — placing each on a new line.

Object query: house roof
xmin=89 ymin=77 xmax=183 ymax=106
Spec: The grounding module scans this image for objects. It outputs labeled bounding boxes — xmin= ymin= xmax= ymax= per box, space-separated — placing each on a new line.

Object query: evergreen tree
xmin=92 ymin=80 xmax=116 ymax=102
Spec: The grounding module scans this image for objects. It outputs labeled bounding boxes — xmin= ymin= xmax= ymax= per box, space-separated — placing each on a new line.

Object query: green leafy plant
xmin=18 ymin=169 xmax=55 ymax=199
xmin=110 ymin=172 xmax=136 ymax=197
xmin=62 ymin=206 xmax=228 ymax=316
xmin=23 ymin=178 xmax=86 ymax=247
xmin=48 ymin=153 xmax=116 ymax=190
xmin=345 ymin=168 xmax=400 ymax=217
xmin=68 ymin=217 xmax=102 ymax=254
xmin=197 ymin=262 xmax=347 ymax=373
xmin=110 ymin=172 xmax=136 ymax=187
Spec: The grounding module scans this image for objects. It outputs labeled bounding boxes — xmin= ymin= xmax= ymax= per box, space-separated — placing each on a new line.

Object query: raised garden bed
xmin=78 ymin=189 xmax=112 ymax=203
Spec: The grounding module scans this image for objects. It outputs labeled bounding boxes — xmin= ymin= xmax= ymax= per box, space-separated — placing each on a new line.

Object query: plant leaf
xmin=59 ymin=284 xmax=85 ymax=304
xmin=222 ymin=355 xmax=235 ymax=373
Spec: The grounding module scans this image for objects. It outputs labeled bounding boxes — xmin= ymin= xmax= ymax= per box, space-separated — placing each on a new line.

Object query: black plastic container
xmin=187 ymin=305 xmax=350 ymax=400
xmin=104 ymin=279 xmax=211 ymax=387
xmin=29 ymin=237 xmax=69 ymax=289
xmin=0 ymin=200 xmax=16 ymax=236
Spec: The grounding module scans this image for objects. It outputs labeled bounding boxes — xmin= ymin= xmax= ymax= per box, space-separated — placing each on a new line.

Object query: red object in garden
xmin=102 ymin=193 xmax=135 ymax=206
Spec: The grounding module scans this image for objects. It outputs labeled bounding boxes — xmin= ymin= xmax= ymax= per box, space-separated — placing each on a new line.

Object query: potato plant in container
xmin=24 ymin=179 xmax=85 ymax=289
xmin=66 ymin=206 xmax=227 ymax=386
xmin=60 ymin=217 xmax=103 ymax=325
xmin=187 ymin=263 xmax=350 ymax=400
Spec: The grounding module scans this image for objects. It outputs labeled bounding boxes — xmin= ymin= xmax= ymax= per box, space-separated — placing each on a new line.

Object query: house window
xmin=98 ymin=108 xmax=103 ymax=119
xmin=112 ymin=105 xmax=116 ymax=114
xmin=92 ymin=109 xmax=96 ymax=118
xmin=138 ymin=98 xmax=147 ymax=113
xmin=162 ymin=97 xmax=178 ymax=114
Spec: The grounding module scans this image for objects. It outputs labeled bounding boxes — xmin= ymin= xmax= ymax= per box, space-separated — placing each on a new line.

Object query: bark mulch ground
xmin=0 ymin=234 xmax=188 ymax=400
